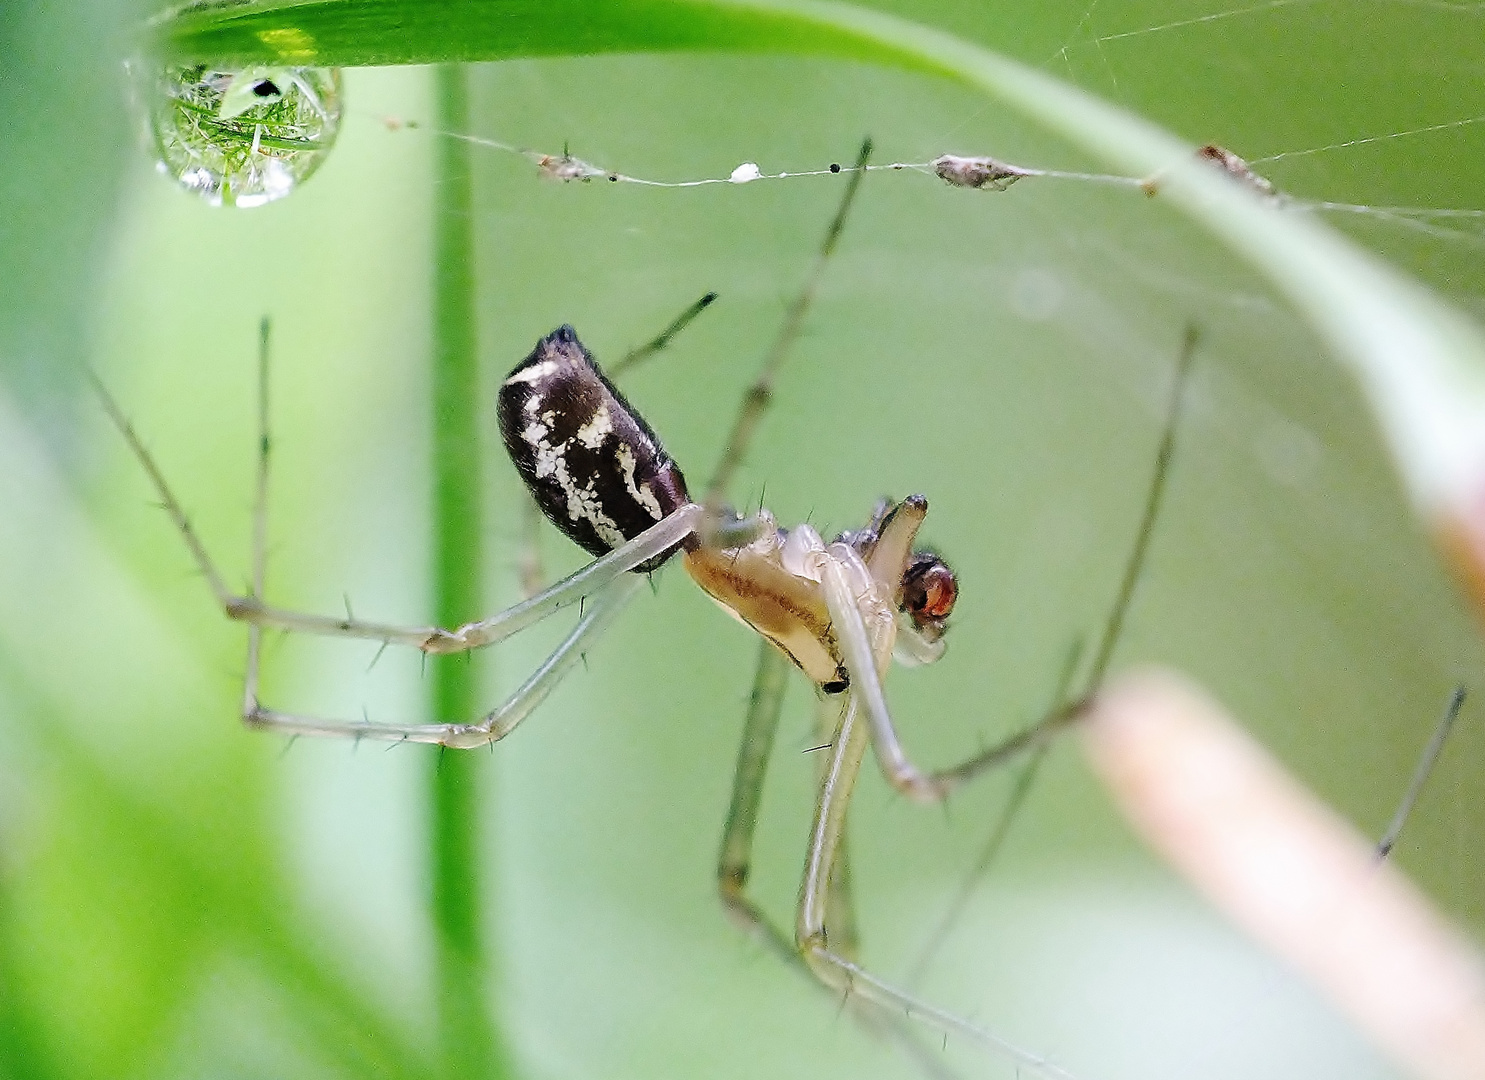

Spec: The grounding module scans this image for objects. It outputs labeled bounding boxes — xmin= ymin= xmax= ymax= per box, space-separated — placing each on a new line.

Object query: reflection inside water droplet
xmin=144 ymin=64 xmax=342 ymax=208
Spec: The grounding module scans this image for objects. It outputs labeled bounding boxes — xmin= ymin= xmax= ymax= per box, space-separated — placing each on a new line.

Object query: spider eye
xmin=899 ymin=553 xmax=957 ymax=637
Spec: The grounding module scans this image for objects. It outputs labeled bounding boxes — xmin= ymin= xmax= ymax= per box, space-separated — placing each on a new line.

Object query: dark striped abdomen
xmin=497 ymin=325 xmax=690 ymax=572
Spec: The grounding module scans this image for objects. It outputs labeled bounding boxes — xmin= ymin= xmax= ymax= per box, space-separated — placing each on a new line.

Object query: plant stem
xmin=429 ymin=63 xmax=511 ymax=1080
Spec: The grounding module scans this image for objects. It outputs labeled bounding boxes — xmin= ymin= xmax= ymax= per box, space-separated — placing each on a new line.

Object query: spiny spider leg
xmin=97 ymin=285 xmax=750 ymax=750
xmin=239 ymin=312 xmax=651 ymax=748
xmin=708 ymin=134 xmax=874 ymax=954
xmin=863 ymin=331 xmax=1196 ymax=909
xmin=1080 ymin=328 xmax=1200 ymax=697
xmin=827 ymin=326 xmax=1197 ymax=805
xmin=712 ymin=147 xmax=872 ymax=953
xmin=717 ymin=642 xmax=960 ymax=1080
xmin=703 ymin=138 xmax=872 ymax=509
xmin=92 ymin=359 xmax=698 ymax=656
xmin=651 ymin=134 xmax=1076 ymax=1074
xmin=714 ymin=650 xmax=860 ymax=964
xmin=245 ymin=574 xmax=646 ymax=747
xmin=694 ymin=142 xmax=994 ymax=1076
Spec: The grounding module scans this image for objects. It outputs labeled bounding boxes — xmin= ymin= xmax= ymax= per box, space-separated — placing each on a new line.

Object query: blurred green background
xmin=3 ymin=2 xmax=1485 ymax=1079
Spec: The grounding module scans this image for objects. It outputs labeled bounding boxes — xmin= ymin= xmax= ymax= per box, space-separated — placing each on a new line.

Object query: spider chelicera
xmin=97 ymin=139 xmax=1191 ymax=1076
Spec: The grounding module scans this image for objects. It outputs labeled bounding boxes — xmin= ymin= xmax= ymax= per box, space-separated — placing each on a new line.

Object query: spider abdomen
xmin=498 ymin=326 xmax=690 ymax=572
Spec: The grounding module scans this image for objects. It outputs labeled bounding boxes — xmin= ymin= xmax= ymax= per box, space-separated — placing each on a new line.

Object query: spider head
xmin=899 ymin=550 xmax=957 ymax=644
xmin=838 ymin=495 xmax=958 ymax=659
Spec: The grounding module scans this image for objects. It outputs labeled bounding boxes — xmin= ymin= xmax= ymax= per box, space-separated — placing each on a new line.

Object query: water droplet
xmin=144 ymin=64 xmax=343 ymax=208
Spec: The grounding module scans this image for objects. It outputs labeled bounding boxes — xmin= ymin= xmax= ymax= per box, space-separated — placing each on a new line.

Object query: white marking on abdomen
xmin=503 ymin=359 xmax=560 ymax=386
xmin=616 ymin=444 xmax=663 ymax=520
xmin=576 ymin=403 xmax=612 ymax=449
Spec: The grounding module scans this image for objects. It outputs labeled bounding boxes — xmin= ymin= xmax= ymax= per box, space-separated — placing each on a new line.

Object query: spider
xmin=95 ymin=139 xmax=1192 ymax=1076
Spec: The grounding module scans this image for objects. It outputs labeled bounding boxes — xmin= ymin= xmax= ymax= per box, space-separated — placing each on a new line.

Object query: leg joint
xmin=889 ymin=768 xmax=948 ymax=804
xmin=717 ymin=864 xmax=748 ymax=896
xmin=420 ymin=627 xmax=466 ymax=654
xmin=225 ymin=594 xmax=260 ymax=621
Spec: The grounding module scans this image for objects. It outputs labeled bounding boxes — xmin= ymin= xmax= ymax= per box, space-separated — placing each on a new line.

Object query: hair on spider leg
xmin=834 ymin=981 xmax=853 ymax=1021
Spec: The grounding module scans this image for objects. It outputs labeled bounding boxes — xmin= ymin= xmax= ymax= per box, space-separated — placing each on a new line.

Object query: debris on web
xmin=376 ymin=116 xmax=1148 ymax=191
xmin=373 ymin=115 xmax=1485 ymax=247
xmin=1141 ymin=143 xmax=1281 ymax=200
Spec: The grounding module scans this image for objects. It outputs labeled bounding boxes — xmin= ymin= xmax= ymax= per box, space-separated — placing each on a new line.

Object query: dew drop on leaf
xmin=143 ymin=64 xmax=343 ymax=208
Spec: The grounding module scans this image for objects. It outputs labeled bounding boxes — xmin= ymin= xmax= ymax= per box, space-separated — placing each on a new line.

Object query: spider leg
xmin=443 ymin=505 xmax=708 ymax=650
xmin=815 ymin=692 xmax=861 ymax=961
xmin=793 ymin=691 xmax=1074 ymax=1078
xmin=717 ymin=639 xmax=797 ymax=960
xmin=606 ymin=291 xmax=717 ymax=380
xmin=704 ymin=138 xmax=872 ymax=508
xmin=91 ymin=365 xmax=704 ymax=655
xmin=244 ymin=317 xmax=272 ymax=719
xmin=1377 ymin=684 xmax=1467 ymax=859
xmin=822 ymin=328 xmax=1197 ymax=803
xmin=244 ymin=571 xmax=647 ymax=747
xmin=717 ymin=642 xmax=959 ymax=1080
xmin=714 ymin=643 xmax=862 ymax=962
xmin=717 ymin=652 xmax=868 ymax=963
